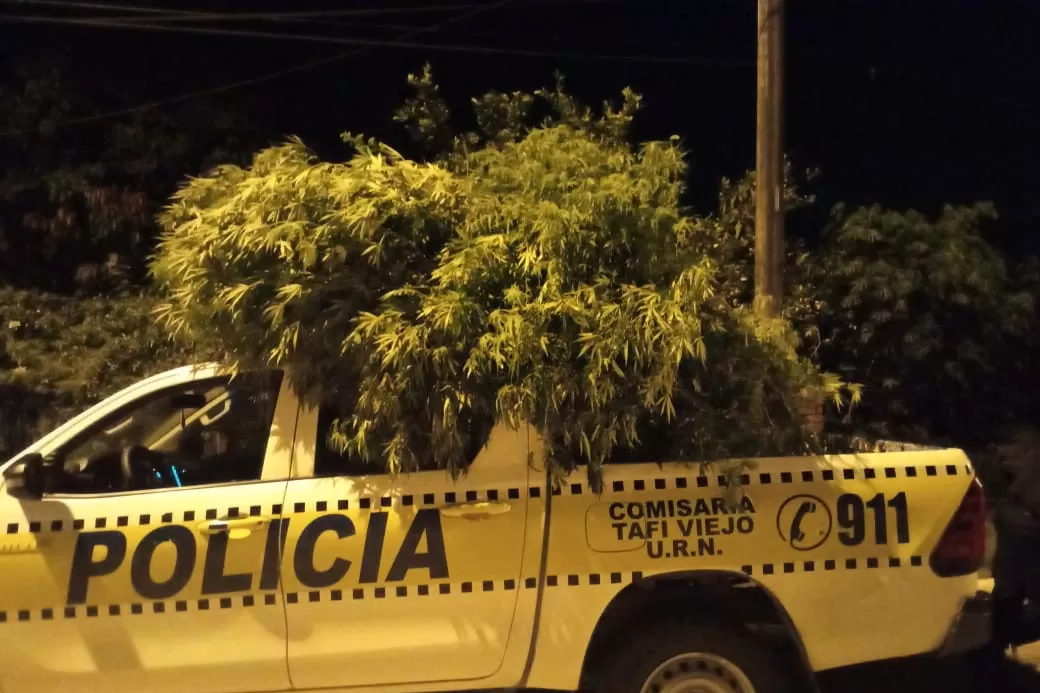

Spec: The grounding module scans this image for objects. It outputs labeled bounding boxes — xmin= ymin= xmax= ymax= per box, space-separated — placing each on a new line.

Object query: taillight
xmin=929 ymin=476 xmax=988 ymax=578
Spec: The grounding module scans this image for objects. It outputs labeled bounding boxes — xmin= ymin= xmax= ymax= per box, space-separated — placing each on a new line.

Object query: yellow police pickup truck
xmin=0 ymin=364 xmax=991 ymax=693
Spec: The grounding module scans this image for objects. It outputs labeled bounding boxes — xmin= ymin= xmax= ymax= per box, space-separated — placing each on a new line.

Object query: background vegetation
xmin=2 ymin=62 xmax=1036 ymax=490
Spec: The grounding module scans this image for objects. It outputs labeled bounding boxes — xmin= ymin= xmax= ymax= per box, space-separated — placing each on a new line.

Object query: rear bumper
xmin=937 ymin=591 xmax=993 ymax=657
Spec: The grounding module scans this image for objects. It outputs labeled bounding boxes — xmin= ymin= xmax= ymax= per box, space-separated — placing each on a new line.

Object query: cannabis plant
xmin=151 ymin=67 xmax=854 ymax=485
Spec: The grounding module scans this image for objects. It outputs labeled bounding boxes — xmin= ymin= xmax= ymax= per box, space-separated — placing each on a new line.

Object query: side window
xmin=49 ymin=370 xmax=284 ymax=494
xmin=314 ymin=403 xmax=383 ymax=477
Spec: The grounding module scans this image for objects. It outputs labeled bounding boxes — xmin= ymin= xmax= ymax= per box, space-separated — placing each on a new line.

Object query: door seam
xmin=280 ymin=399 xmax=303 ymax=689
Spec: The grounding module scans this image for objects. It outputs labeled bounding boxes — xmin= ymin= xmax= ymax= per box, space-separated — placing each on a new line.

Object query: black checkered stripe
xmin=1 ymin=593 xmax=280 ymax=623
xmin=0 ymin=558 xmax=926 ymax=623
xmin=0 ymin=574 xmax=638 ymax=623
xmin=9 ymin=491 xmax=526 ymax=535
xmin=282 ymin=571 xmax=638 ymax=603
xmin=602 ymin=462 xmax=971 ymax=494
xmin=7 ymin=462 xmax=972 ymax=536
xmin=741 ymin=554 xmax=926 ymax=576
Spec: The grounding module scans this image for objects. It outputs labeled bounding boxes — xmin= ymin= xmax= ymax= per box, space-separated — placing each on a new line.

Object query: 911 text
xmin=836 ymin=492 xmax=910 ymax=546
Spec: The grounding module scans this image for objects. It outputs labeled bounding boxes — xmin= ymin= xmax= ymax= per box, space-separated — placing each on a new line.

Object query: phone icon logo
xmin=777 ymin=494 xmax=832 ymax=551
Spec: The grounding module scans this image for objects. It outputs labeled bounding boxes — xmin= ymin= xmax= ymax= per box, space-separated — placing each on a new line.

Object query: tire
xmin=596 ymin=622 xmax=796 ymax=693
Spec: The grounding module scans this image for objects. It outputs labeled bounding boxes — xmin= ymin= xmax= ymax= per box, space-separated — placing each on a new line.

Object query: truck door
xmin=0 ymin=368 xmax=296 ymax=693
xmin=280 ymin=403 xmax=533 ymax=689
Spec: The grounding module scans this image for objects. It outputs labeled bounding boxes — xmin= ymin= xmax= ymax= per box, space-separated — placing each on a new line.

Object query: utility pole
xmin=755 ymin=0 xmax=785 ymax=316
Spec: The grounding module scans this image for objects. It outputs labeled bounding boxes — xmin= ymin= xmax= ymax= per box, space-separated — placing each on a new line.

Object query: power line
xmin=0 ymin=0 xmax=500 ymax=18
xmin=82 ymin=10 xmax=486 ymax=24
xmin=0 ymin=13 xmax=736 ymax=67
xmin=0 ymin=0 xmax=520 ymax=137
xmin=10 ymin=1 xmax=630 ymax=52
xmin=8 ymin=10 xmax=987 ymax=79
xmin=94 ymin=19 xmax=639 ymax=61
xmin=0 ymin=55 xmax=352 ymax=136
xmin=1 ymin=0 xmax=613 ymax=22
xmin=161 ymin=17 xmax=607 ymax=50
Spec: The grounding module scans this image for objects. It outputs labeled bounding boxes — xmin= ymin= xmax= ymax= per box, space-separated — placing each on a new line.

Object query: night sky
xmin=2 ymin=0 xmax=1038 ymax=252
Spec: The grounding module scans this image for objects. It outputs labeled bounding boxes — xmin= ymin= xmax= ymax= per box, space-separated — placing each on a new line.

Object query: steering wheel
xmin=119 ymin=445 xmax=177 ymax=491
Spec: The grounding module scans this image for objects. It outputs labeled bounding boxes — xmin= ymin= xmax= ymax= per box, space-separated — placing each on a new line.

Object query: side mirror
xmin=3 ymin=452 xmax=46 ymax=500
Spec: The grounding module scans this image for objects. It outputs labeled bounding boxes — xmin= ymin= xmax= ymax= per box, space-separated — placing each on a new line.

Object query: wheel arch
xmin=578 ymin=569 xmax=817 ymax=691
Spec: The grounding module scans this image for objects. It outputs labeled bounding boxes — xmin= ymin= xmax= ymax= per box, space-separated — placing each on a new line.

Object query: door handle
xmin=439 ymin=500 xmax=512 ymax=520
xmin=199 ymin=516 xmax=269 ymax=538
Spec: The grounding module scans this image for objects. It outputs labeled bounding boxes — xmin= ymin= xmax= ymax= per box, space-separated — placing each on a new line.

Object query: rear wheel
xmin=596 ymin=623 xmax=796 ymax=693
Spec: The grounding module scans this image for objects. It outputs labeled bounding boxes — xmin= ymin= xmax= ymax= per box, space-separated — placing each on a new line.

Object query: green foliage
xmin=0 ymin=53 xmax=262 ymax=456
xmin=683 ymin=164 xmax=820 ymax=317
xmin=0 ymin=288 xmax=193 ymax=399
xmin=152 ymin=67 xmax=853 ymax=484
xmin=0 ymin=57 xmax=261 ymax=293
xmin=0 ymin=287 xmax=197 ymax=456
xmin=693 ymin=164 xmax=1037 ymax=449
xmin=807 ymin=202 xmax=1036 ymax=444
